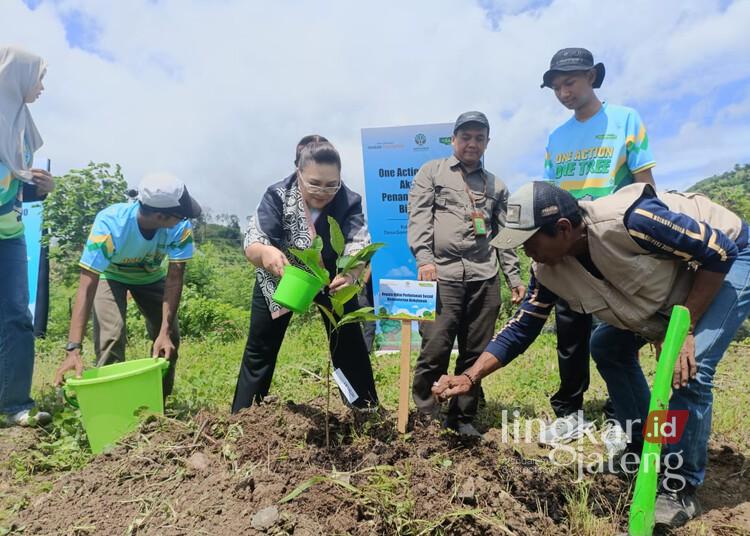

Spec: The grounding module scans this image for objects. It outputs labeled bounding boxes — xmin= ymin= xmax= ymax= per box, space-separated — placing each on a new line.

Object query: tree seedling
xmin=288 ymin=216 xmax=385 ymax=447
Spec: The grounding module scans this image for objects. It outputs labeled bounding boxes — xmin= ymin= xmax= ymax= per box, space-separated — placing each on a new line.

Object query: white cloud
xmin=652 ymin=119 xmax=750 ymax=191
xmin=2 ymin=0 xmax=749 ymax=219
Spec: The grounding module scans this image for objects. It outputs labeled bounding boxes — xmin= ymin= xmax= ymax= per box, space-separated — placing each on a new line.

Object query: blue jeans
xmin=591 ymin=245 xmax=750 ymax=487
xmin=0 ymin=237 xmax=36 ymax=415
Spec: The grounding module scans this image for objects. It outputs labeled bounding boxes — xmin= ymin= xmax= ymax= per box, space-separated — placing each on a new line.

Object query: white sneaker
xmin=539 ymin=412 xmax=595 ymax=444
xmin=602 ymin=421 xmax=628 ymax=457
xmin=9 ymin=409 xmax=52 ymax=427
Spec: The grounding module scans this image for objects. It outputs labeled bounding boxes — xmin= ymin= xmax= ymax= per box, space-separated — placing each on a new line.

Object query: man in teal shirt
xmin=54 ymin=173 xmax=201 ymax=397
xmin=539 ymin=48 xmax=656 ymax=446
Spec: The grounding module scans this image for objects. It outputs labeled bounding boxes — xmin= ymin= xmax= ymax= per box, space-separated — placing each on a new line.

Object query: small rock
xmin=31 ymin=494 xmax=48 ymax=510
xmin=457 ymin=476 xmax=476 ymax=503
xmin=187 ymin=451 xmax=211 ymax=472
xmin=361 ymin=452 xmax=379 ymax=467
xmin=251 ymin=505 xmax=280 ymax=530
xmin=234 ymin=476 xmax=255 ymax=491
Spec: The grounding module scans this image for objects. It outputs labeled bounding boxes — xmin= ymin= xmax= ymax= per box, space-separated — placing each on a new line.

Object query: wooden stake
xmin=397 ymin=320 xmax=412 ymax=434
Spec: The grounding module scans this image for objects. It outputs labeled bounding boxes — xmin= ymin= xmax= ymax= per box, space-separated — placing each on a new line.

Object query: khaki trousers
xmin=412 ymin=276 xmax=501 ymax=425
xmin=92 ymin=277 xmax=180 ymax=396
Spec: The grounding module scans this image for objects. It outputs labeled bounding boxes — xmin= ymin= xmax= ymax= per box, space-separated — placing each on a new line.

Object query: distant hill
xmin=688 ymin=163 xmax=750 ymax=221
xmin=688 ymin=163 xmax=750 ymax=340
xmin=194 ymin=222 xmax=243 ymax=247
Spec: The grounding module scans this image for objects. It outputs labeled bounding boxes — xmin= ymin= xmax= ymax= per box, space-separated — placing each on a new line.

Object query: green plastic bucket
xmin=64 ymin=358 xmax=170 ymax=453
xmin=273 ymin=265 xmax=324 ymax=313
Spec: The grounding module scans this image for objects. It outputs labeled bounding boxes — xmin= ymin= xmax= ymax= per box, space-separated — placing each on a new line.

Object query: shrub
xmin=177 ymin=286 xmax=248 ymax=342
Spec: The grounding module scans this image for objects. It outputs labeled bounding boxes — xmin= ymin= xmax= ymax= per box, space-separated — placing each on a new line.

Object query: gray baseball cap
xmin=453 ymin=111 xmax=490 ymax=134
xmin=490 ymin=181 xmax=579 ymax=249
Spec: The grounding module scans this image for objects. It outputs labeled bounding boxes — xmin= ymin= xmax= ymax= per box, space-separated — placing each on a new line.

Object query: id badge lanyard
xmin=460 ymin=168 xmax=487 ymax=237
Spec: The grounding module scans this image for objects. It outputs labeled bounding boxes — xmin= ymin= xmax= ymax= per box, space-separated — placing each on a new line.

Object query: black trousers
xmin=231 ymin=284 xmax=379 ymax=413
xmin=552 ymin=301 xmax=616 ymax=419
xmin=551 ymin=300 xmax=591 ymax=417
xmin=412 ymin=277 xmax=500 ymax=424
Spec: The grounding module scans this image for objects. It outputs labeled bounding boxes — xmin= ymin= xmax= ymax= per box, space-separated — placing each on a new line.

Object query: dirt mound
xmin=11 ymin=401 xmax=747 ymax=535
xmin=8 ymin=400 xmax=632 ymax=535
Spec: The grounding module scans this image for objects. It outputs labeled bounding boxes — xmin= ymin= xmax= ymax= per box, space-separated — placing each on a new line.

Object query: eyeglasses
xmin=297 ymin=170 xmax=341 ymax=195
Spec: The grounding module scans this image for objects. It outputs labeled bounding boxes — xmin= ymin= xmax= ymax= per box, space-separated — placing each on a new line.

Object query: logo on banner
xmin=439 ymin=136 xmax=452 ymax=145
xmin=414 ymin=133 xmax=426 ymax=146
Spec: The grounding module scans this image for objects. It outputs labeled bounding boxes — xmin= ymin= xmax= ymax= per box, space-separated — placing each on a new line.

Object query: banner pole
xmin=397 ymin=320 xmax=412 ymax=433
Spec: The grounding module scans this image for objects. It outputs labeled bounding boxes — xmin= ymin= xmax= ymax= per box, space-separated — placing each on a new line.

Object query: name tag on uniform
xmin=471 ymin=210 xmax=487 ymax=236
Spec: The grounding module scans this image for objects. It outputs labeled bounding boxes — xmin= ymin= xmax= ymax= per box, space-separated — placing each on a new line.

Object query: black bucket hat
xmin=541 ymin=48 xmax=605 ymax=89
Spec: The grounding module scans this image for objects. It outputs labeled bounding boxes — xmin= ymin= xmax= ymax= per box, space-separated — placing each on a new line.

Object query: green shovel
xmin=628 ymin=305 xmax=691 ymax=536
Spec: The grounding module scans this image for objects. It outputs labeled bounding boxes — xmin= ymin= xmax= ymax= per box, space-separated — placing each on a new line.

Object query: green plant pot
xmin=273 ymin=265 xmax=324 ymax=313
xmin=64 ymin=358 xmax=170 ymax=453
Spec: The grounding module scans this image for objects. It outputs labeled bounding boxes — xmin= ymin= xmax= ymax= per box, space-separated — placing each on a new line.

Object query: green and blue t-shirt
xmin=79 ymin=202 xmax=194 ymax=285
xmin=543 ymin=103 xmax=655 ymax=199
xmin=0 ymin=147 xmax=32 ymax=240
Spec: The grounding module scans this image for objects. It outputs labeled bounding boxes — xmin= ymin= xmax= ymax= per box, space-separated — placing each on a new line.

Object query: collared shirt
xmin=484 ymin=195 xmax=749 ymax=365
xmin=407 ymin=155 xmax=522 ymax=286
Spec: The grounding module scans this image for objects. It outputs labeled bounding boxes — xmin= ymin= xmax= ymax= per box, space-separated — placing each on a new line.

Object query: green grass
xmin=26 ymin=317 xmax=750 ymax=457
xmin=26 ymin=299 xmax=750 ymax=448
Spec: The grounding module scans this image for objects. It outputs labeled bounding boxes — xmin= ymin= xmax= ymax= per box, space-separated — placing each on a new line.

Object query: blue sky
xmin=7 ymin=0 xmax=750 ymax=218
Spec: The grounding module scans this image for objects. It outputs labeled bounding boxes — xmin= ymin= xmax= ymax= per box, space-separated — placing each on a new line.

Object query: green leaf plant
xmin=288 ymin=216 xmax=385 ymax=447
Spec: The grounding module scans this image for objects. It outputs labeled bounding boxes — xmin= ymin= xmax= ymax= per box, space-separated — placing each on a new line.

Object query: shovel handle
xmin=628 ymin=305 xmax=691 ymax=536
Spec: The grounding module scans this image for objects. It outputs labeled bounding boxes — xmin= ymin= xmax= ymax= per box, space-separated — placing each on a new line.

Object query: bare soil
xmin=3 ymin=401 xmax=749 ymax=535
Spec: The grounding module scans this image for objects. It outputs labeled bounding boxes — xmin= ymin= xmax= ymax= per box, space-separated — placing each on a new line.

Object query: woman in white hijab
xmin=0 ymin=46 xmax=54 ymax=426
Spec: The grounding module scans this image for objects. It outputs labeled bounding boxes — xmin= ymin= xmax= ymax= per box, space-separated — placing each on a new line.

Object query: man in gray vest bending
xmin=431 ymin=181 xmax=750 ymax=530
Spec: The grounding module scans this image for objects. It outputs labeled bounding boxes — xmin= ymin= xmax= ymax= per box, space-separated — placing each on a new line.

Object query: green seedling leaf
xmin=337 ymin=307 xmax=377 ymax=327
xmin=328 ymin=216 xmax=345 ymax=257
xmin=280 ymin=473 xmax=364 ymax=504
xmin=316 ymin=304 xmax=337 ymax=328
xmin=329 ymin=285 xmax=362 ymax=318
xmin=288 ymin=247 xmax=330 ymax=285
xmin=336 ymin=255 xmax=352 ymax=270
xmin=311 ymin=235 xmax=324 ymax=252
xmin=332 ymin=295 xmax=344 ymax=317
xmin=340 ymin=243 xmax=386 ymax=274
xmin=279 ymin=475 xmax=326 ymax=503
